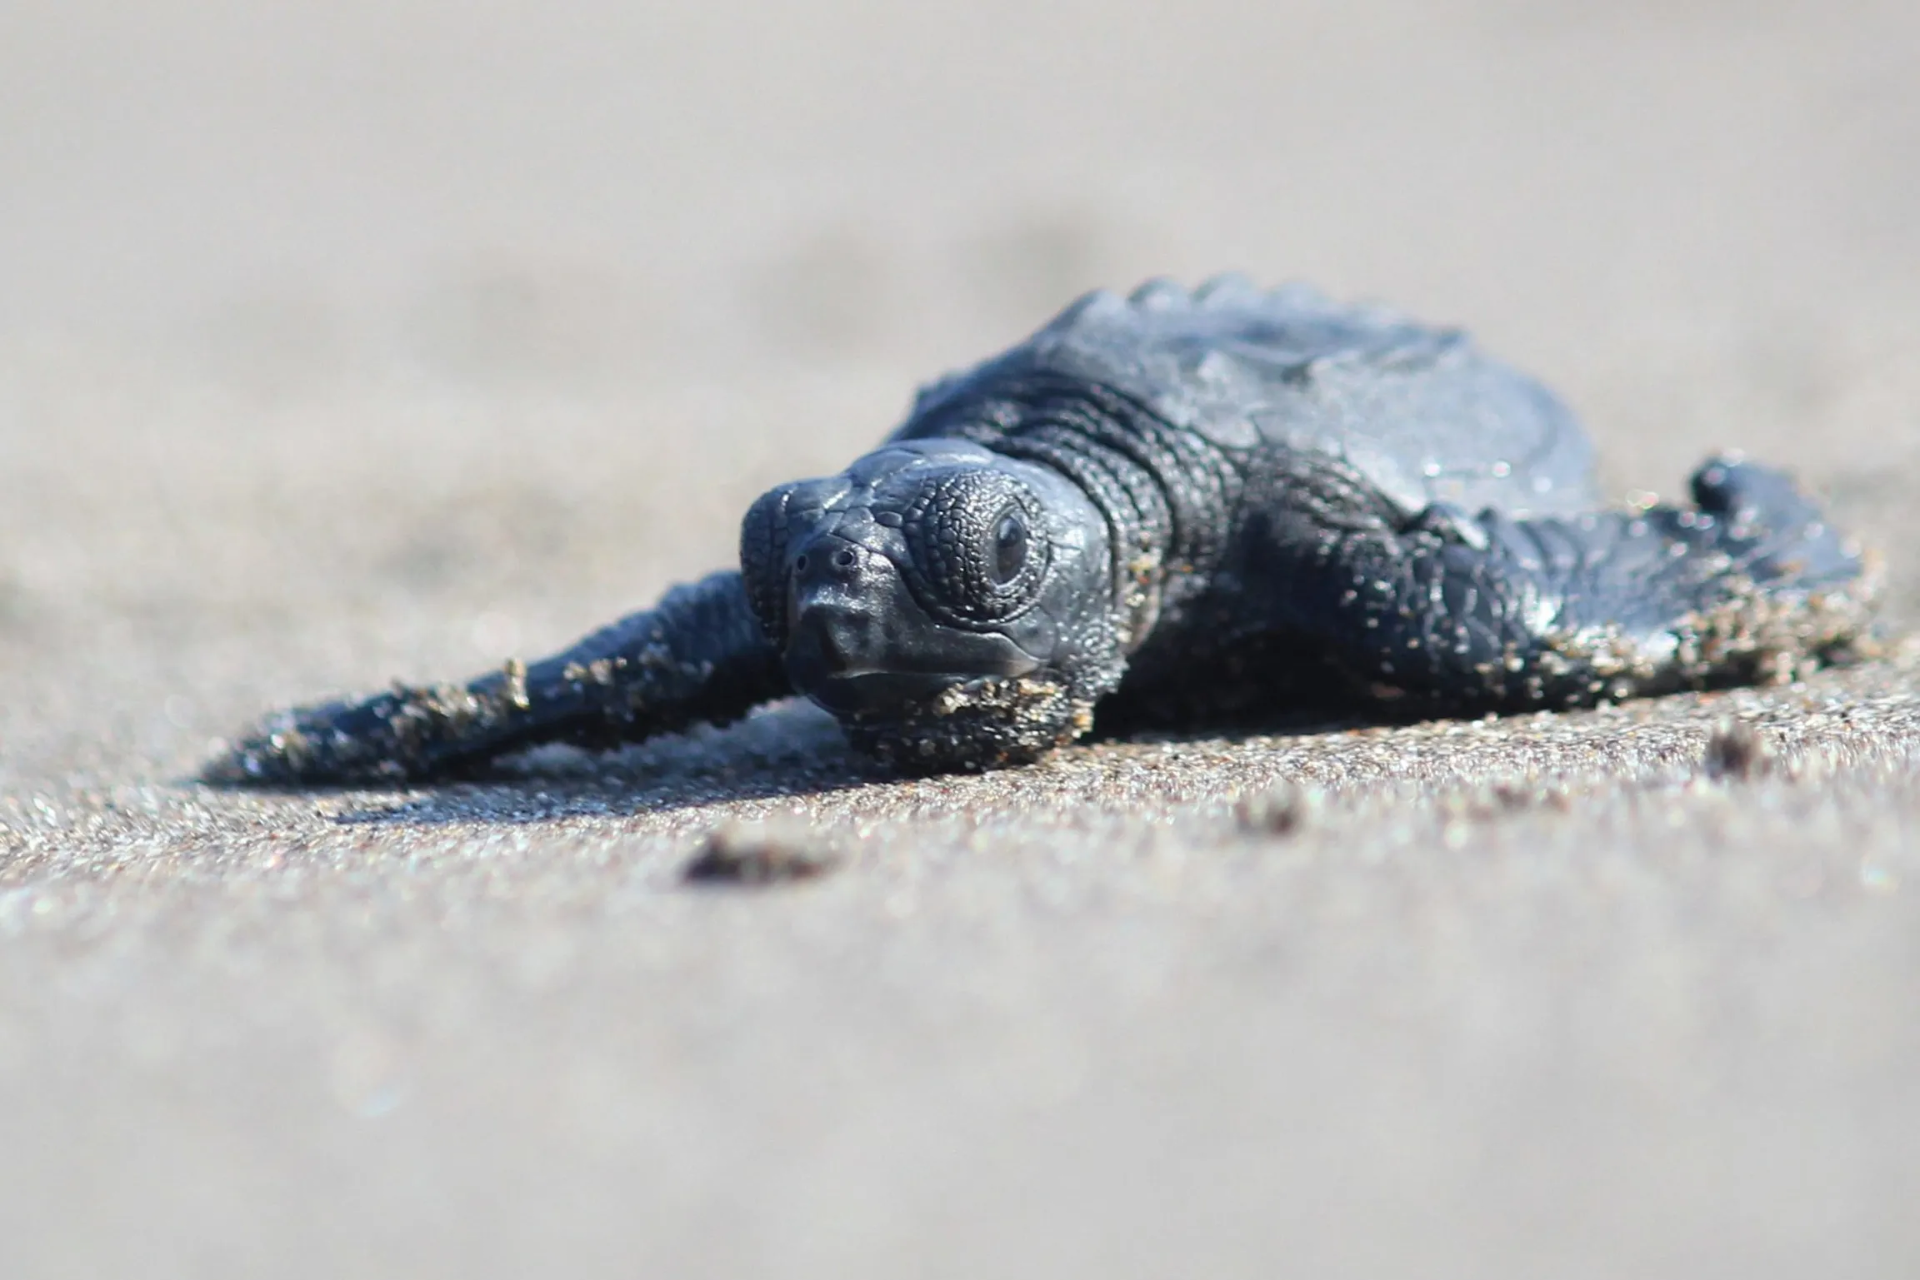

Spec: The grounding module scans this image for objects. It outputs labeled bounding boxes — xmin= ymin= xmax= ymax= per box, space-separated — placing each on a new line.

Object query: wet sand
xmin=3 ymin=2 xmax=1919 ymax=1275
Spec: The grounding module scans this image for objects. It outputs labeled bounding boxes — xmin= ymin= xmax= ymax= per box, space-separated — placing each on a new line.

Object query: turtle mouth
xmin=802 ymin=670 xmax=974 ymax=716
xmin=779 ymin=539 xmax=1045 ymax=715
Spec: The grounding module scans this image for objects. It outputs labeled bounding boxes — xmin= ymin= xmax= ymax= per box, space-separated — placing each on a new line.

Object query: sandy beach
xmin=3 ymin=2 xmax=1919 ymax=1274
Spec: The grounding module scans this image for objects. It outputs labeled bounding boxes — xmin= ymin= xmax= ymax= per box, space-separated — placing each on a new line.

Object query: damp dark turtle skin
xmin=207 ymin=276 xmax=1878 ymax=785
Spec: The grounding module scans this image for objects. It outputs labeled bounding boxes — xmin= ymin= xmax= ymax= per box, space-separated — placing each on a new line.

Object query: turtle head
xmin=739 ymin=440 xmax=1122 ymax=771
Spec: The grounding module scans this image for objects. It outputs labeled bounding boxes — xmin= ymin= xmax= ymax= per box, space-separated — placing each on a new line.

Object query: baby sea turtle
xmin=209 ymin=277 xmax=1876 ymax=784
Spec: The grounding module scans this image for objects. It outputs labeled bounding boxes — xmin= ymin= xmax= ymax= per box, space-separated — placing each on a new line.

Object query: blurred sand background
xmin=3 ymin=1 xmax=1920 ymax=1275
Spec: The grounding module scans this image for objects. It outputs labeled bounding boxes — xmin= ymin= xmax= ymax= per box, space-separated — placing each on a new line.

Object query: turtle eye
xmin=902 ymin=469 xmax=1049 ymax=625
xmin=991 ymin=510 xmax=1029 ymax=584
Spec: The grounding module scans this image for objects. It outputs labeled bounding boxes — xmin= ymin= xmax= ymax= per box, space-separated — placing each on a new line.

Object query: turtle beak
xmin=782 ymin=535 xmax=900 ymax=687
xmin=781 ymin=533 xmax=1038 ymax=713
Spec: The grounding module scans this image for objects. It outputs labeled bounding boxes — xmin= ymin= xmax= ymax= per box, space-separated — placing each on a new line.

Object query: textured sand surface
xmin=3 ymin=2 xmax=1920 ymax=1276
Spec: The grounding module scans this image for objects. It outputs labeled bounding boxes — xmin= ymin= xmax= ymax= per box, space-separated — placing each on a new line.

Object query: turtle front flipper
xmin=1299 ymin=457 xmax=1876 ymax=711
xmin=205 ymin=571 xmax=790 ymax=786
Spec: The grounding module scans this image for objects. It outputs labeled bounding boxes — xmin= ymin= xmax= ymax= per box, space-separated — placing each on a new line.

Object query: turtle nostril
xmin=794 ymin=542 xmax=862 ymax=583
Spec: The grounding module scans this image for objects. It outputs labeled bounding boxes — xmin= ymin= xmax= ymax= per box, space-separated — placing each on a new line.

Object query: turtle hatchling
xmin=210 ymin=277 xmax=1877 ymax=784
